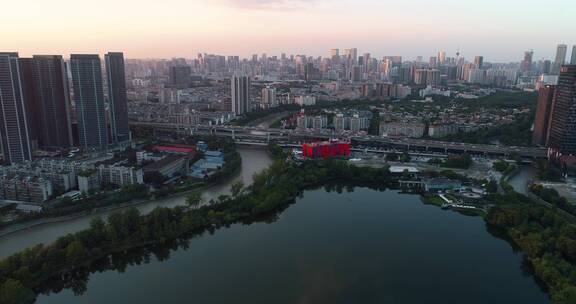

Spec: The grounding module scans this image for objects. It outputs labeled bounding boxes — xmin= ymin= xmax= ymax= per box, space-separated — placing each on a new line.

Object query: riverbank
xmin=0 ymin=139 xmax=242 ymax=239
xmin=0 ymin=147 xmax=273 ymax=260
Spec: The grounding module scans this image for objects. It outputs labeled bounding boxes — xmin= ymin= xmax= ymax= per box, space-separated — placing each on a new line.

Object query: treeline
xmin=484 ymin=180 xmax=576 ymax=304
xmin=0 ymin=184 xmax=150 ymax=232
xmin=441 ymin=112 xmax=534 ymax=147
xmin=0 ymin=159 xmax=393 ymax=304
xmin=530 ymin=184 xmax=576 ymax=216
xmin=1 ymin=148 xmax=575 ymax=303
xmin=428 ymin=154 xmax=473 ymax=169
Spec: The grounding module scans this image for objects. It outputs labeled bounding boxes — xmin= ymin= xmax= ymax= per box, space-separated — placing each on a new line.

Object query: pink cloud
xmin=222 ymin=0 xmax=324 ymax=10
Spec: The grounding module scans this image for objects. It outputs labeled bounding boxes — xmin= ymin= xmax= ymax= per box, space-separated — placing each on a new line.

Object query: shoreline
xmin=0 ymin=162 xmax=244 ymax=239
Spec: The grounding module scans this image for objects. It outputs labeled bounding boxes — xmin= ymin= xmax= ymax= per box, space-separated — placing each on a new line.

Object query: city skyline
xmin=2 ymin=0 xmax=575 ymax=61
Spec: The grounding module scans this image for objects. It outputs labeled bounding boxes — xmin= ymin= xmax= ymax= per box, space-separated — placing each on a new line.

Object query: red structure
xmin=302 ymin=141 xmax=350 ymax=159
xmin=152 ymin=145 xmax=196 ymax=154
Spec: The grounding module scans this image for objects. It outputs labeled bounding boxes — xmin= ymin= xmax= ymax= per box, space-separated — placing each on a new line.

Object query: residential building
xmin=105 ymin=52 xmax=130 ymax=143
xmin=231 ymin=74 xmax=250 ymax=115
xmin=380 ymin=122 xmax=426 ymax=138
xmin=168 ymin=65 xmax=191 ymax=89
xmin=70 ymin=54 xmax=108 ymax=151
xmin=20 ymin=55 xmax=73 ymax=149
xmin=0 ymin=52 xmax=32 ymax=164
xmin=547 ymin=66 xmax=576 ymax=162
xmin=532 ymin=85 xmax=555 ymax=146
xmin=261 ymin=87 xmax=277 ymax=108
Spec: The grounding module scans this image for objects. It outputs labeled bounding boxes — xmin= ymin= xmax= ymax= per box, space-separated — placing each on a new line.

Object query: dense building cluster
xmin=0 ymin=52 xmax=131 ymax=165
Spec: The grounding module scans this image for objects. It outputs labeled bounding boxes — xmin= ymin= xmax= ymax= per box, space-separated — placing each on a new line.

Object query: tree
xmin=368 ymin=109 xmax=381 ymax=135
xmin=386 ymin=152 xmax=399 ymax=161
xmin=186 ymin=192 xmax=203 ymax=208
xmin=65 ymin=240 xmax=86 ymax=264
xmin=0 ymin=279 xmax=34 ymax=304
xmin=231 ymin=180 xmax=245 ymax=198
xmin=493 ymin=161 xmax=509 ymax=173
xmin=143 ymin=171 xmax=166 ymax=186
xmin=553 ymin=286 xmax=576 ymax=304
xmin=400 ymin=152 xmax=411 ymax=163
xmin=486 ymin=179 xmax=498 ymax=193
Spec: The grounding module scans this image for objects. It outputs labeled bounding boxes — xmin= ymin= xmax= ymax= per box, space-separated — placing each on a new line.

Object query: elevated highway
xmin=130 ymin=121 xmax=547 ymax=159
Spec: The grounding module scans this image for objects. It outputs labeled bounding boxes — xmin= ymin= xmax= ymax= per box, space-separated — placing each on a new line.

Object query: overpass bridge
xmin=130 ymin=122 xmax=547 ymax=159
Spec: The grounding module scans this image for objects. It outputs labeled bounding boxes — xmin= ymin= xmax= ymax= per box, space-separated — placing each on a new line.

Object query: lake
xmin=37 ymin=186 xmax=548 ymax=304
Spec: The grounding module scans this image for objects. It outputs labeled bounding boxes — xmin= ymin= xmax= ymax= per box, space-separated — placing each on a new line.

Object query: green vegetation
xmin=428 ymin=154 xmax=473 ymax=169
xmin=421 ymin=193 xmax=444 ymax=207
xmin=530 ymin=184 xmax=576 ymax=216
xmin=441 ymin=112 xmax=534 ymax=146
xmin=486 ymin=190 xmax=576 ymax=303
xmin=368 ymin=109 xmax=380 ymax=135
xmin=233 ymin=99 xmax=376 ymax=126
xmin=1 ymin=145 xmax=574 ymax=303
xmin=493 ymin=160 xmax=517 ymax=177
xmin=535 ymin=159 xmax=564 ymax=182
xmin=385 ymin=152 xmax=411 ymax=162
xmin=0 ymin=158 xmax=394 ymax=303
xmin=459 ymin=91 xmax=537 ymax=109
xmin=0 ymin=136 xmax=241 ymax=231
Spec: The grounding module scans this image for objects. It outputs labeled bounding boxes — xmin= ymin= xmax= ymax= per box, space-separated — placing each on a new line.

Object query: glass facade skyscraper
xmin=105 ymin=52 xmax=130 ymax=143
xmin=0 ymin=52 xmax=32 ymax=164
xmin=70 ymin=54 xmax=108 ymax=152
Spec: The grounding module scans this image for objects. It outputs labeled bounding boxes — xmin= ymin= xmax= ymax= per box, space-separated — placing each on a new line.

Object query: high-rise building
xmin=231 ymin=74 xmax=250 ymax=115
xmin=20 ymin=55 xmax=73 ymax=149
xmin=105 ymin=52 xmax=130 ymax=143
xmin=438 ymin=51 xmax=446 ymax=65
xmin=261 ymin=87 xmax=277 ymax=108
xmin=426 ymin=69 xmax=441 ymax=86
xmin=70 ymin=54 xmax=108 ymax=152
xmin=168 ymin=65 xmax=191 ymax=88
xmin=521 ymin=51 xmax=533 ymax=75
xmin=532 ymin=85 xmax=555 ymax=146
xmin=362 ymin=53 xmax=371 ymax=73
xmin=571 ymin=45 xmax=576 ymax=65
xmin=0 ymin=52 xmax=32 ymax=164
xmin=474 ymin=56 xmax=484 ymax=69
xmin=329 ymin=49 xmax=339 ymax=60
xmin=552 ymin=44 xmax=568 ymax=75
xmin=547 ymin=66 xmax=576 ymax=161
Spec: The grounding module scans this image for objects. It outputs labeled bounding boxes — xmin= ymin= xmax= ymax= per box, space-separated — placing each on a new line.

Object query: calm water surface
xmin=38 ymin=187 xmax=548 ymax=304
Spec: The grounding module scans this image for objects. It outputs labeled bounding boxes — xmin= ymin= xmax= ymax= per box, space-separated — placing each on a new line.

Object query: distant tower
xmin=474 ymin=56 xmax=484 ymax=69
xmin=552 ymin=44 xmax=568 ymax=75
xmin=570 ymin=45 xmax=576 ymax=65
xmin=438 ymin=51 xmax=446 ymax=65
xmin=0 ymin=52 xmax=32 ymax=164
xmin=70 ymin=54 xmax=108 ymax=152
xmin=231 ymin=74 xmax=250 ymax=115
xmin=521 ymin=50 xmax=534 ymax=76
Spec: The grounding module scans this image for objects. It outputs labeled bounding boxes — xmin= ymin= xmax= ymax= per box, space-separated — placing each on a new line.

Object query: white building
xmin=261 ymin=87 xmax=278 ymax=108
xmin=380 ymin=122 xmax=426 ymax=138
xmin=294 ymin=95 xmax=316 ymax=106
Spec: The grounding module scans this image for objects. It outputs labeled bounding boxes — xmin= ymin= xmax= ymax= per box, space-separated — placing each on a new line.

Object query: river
xmin=0 ymin=146 xmax=273 ymax=259
xmin=37 ymin=186 xmax=548 ymax=304
xmin=508 ymin=166 xmax=538 ymax=195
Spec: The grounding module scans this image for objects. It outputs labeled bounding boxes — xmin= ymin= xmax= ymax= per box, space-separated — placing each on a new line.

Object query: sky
xmin=1 ymin=0 xmax=575 ymax=62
